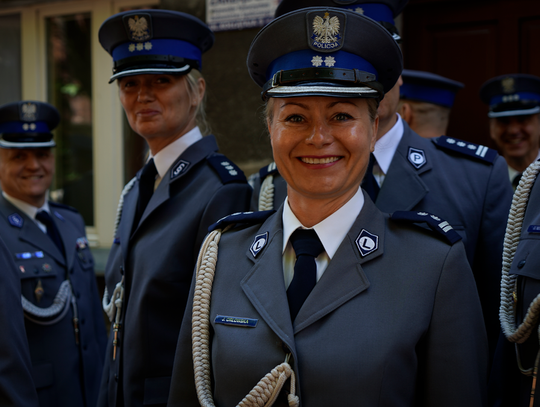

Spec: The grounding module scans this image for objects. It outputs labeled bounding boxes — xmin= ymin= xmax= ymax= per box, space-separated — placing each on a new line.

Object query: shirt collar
xmin=282 ymin=187 xmax=364 ymax=259
xmin=150 ymin=126 xmax=203 ymax=178
xmin=3 ymin=191 xmax=50 ymax=220
xmin=373 ymin=113 xmax=403 ymax=174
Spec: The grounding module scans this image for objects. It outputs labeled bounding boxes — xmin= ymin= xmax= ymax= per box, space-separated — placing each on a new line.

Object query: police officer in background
xmin=98 ymin=9 xmax=252 ymax=407
xmin=249 ymin=0 xmax=513 ymax=363
xmin=0 ymin=235 xmax=39 ymax=407
xmin=398 ymin=69 xmax=464 ymax=138
xmin=0 ymin=100 xmax=107 ymax=406
xmin=480 ymin=74 xmax=540 ymax=189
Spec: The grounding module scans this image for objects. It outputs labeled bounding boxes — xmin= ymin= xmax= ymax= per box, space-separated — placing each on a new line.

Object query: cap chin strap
xmin=488 ymin=106 xmax=540 ymax=118
xmin=108 ymin=65 xmax=192 ymax=83
xmin=0 ymin=139 xmax=56 ymax=149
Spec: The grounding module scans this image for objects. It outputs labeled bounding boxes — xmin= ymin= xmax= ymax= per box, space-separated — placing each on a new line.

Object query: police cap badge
xmin=0 ymin=101 xmax=59 ymax=149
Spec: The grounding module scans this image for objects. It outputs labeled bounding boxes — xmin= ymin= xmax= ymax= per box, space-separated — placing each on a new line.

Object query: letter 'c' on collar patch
xmin=250 ymin=232 xmax=269 ymax=257
xmin=8 ymin=213 xmax=23 ymax=228
xmin=408 ymin=147 xmax=427 ymax=169
xmin=171 ymin=159 xmax=190 ymax=180
xmin=355 ymin=229 xmax=379 ymax=257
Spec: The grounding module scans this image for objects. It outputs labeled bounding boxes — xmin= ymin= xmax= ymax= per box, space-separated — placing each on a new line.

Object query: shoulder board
xmin=208 ymin=210 xmax=275 ymax=233
xmin=432 ymin=136 xmax=498 ymax=164
xmin=390 ymin=211 xmax=462 ymax=245
xmin=49 ymin=201 xmax=78 ymax=213
xmin=207 ymin=155 xmax=247 ymax=184
xmin=259 ymin=161 xmax=279 ymax=180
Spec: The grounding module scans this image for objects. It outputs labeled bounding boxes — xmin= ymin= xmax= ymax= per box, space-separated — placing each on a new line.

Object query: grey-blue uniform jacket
xmin=489 ymin=168 xmax=540 ymax=407
xmin=0 ymin=235 xmax=39 ymax=407
xmin=98 ymin=135 xmax=252 ymax=407
xmin=251 ymin=120 xmax=513 ymax=357
xmin=168 ymin=192 xmax=488 ymax=406
xmin=0 ymin=195 xmax=107 ymax=407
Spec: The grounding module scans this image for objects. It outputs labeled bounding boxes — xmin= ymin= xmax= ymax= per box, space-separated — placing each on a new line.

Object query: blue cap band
xmin=400 ymin=83 xmax=458 ymax=108
xmin=489 ymin=92 xmax=540 ymax=107
xmin=266 ymin=49 xmax=378 ymax=82
xmin=341 ymin=3 xmax=394 ymax=25
xmin=112 ymin=38 xmax=202 ymax=65
xmin=0 ymin=121 xmax=50 ymax=134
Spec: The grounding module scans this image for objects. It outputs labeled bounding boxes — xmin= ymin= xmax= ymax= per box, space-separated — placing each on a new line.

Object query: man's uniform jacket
xmin=98 ymin=136 xmax=252 ymax=407
xmin=0 ymin=236 xmax=39 ymax=407
xmin=168 ymin=192 xmax=488 ymax=406
xmin=251 ymin=120 xmax=513 ymax=356
xmin=0 ymin=195 xmax=107 ymax=407
xmin=489 ymin=167 xmax=540 ymax=407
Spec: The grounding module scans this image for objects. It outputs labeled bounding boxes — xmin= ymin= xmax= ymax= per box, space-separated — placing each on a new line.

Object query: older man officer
xmin=0 ymin=101 xmax=106 ymax=407
xmin=480 ymin=74 xmax=540 ymax=189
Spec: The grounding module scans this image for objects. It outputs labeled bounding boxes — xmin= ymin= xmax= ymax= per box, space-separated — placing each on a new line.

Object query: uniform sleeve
xmin=195 ymin=182 xmax=252 ymax=252
xmin=418 ymin=242 xmax=488 ymax=407
xmin=473 ymin=156 xmax=513 ymax=358
xmin=0 ymin=237 xmax=39 ymax=407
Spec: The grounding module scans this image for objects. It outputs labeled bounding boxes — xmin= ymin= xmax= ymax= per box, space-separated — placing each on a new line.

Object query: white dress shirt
xmin=281 ymin=187 xmax=365 ymax=288
xmin=372 ymin=113 xmax=404 ymax=187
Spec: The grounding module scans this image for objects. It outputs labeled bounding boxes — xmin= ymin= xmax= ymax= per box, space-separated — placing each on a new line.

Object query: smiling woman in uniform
xmin=168 ymin=7 xmax=488 ymax=407
xmin=97 ymin=10 xmax=252 ymax=407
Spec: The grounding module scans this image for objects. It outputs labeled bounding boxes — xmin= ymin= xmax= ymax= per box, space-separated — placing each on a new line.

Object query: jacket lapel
xmin=376 ymin=121 xmax=432 ymax=212
xmin=52 ymin=209 xmax=79 ymax=271
xmin=240 ymin=211 xmax=297 ymax=353
xmin=0 ymin=197 xmax=66 ymax=266
xmin=132 ymin=136 xmax=219 ymax=235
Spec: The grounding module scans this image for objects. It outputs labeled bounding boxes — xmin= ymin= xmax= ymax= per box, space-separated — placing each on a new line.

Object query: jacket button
xmin=518 ymin=259 xmax=526 ymax=269
xmin=115 ymin=374 xmax=119 ymax=382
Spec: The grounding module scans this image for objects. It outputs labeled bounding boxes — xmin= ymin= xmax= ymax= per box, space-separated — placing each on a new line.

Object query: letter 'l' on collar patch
xmin=250 ymin=232 xmax=269 ymax=257
xmin=214 ymin=315 xmax=258 ymax=328
xmin=8 ymin=213 xmax=23 ymax=228
xmin=528 ymin=225 xmax=540 ymax=233
xmin=170 ymin=159 xmax=190 ymax=180
xmin=355 ymin=229 xmax=379 ymax=257
xmin=408 ymin=147 xmax=426 ymax=169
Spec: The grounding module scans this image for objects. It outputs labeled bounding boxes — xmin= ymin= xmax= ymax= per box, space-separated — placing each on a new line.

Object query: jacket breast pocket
xmin=76 ymin=245 xmax=94 ymax=271
xmin=510 ymin=236 xmax=540 ymax=280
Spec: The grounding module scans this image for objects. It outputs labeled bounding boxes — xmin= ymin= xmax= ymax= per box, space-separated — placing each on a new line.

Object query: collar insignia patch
xmin=408 ymin=147 xmax=427 ymax=169
xmin=355 ymin=229 xmax=379 ymax=257
xmin=250 ymin=231 xmax=269 ymax=258
xmin=171 ymin=160 xmax=191 ymax=180
xmin=8 ymin=213 xmax=23 ymax=228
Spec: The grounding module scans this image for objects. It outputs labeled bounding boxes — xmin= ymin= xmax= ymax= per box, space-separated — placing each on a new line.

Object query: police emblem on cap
xmin=8 ymin=213 xmax=23 ymax=228
xmin=123 ymin=14 xmax=152 ymax=42
xmin=20 ymin=102 xmax=37 ymax=122
xmin=307 ymin=10 xmax=346 ymax=52
xmin=408 ymin=147 xmax=427 ymax=169
xmin=355 ymin=229 xmax=379 ymax=257
xmin=250 ymin=232 xmax=269 ymax=258
xmin=502 ymin=76 xmax=515 ymax=94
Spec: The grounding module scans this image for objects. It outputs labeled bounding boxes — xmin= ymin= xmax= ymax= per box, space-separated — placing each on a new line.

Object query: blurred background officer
xmin=169 ymin=7 xmax=487 ymax=406
xmin=98 ymin=9 xmax=252 ymax=407
xmin=480 ymin=74 xmax=540 ymax=189
xmin=248 ymin=0 xmax=512 ymax=363
xmin=0 ymin=235 xmax=39 ymax=407
xmin=0 ymin=100 xmax=106 ymax=407
xmin=398 ymin=69 xmax=464 ymax=138
xmin=492 ymin=160 xmax=540 ymax=406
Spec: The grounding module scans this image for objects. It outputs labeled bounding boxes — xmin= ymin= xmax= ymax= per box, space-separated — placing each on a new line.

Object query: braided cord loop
xmin=500 ymin=160 xmax=540 ymax=343
xmin=258 ymin=175 xmax=275 ymax=211
xmin=192 ymin=227 xmax=299 ymax=407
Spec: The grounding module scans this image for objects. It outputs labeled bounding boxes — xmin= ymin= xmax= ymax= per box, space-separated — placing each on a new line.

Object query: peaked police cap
xmin=247 ymin=7 xmax=403 ymax=101
xmin=99 ymin=9 xmax=214 ymax=83
xmin=0 ymin=101 xmax=59 ymax=149
xmin=400 ymin=69 xmax=464 ymax=108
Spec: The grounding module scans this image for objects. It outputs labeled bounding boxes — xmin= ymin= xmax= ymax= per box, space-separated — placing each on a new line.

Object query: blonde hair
xmin=185 ymin=70 xmax=211 ymax=136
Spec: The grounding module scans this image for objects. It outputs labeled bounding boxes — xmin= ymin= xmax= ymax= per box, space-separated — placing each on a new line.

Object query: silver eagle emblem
xmin=313 ymin=12 xmax=341 ymax=45
xmin=128 ymin=16 xmax=150 ymax=41
xmin=21 ymin=103 xmax=37 ymax=122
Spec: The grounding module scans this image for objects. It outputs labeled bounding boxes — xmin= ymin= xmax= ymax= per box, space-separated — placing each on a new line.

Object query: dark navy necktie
xmin=287 ymin=228 xmax=324 ymax=321
xmin=134 ymin=158 xmax=158 ymax=228
xmin=362 ymin=153 xmax=380 ymax=201
xmin=512 ymin=173 xmax=522 ymax=190
xmin=36 ymin=210 xmax=65 ymax=256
